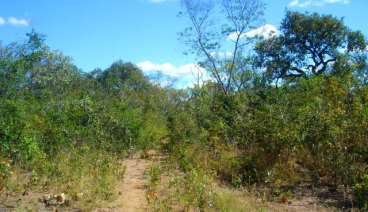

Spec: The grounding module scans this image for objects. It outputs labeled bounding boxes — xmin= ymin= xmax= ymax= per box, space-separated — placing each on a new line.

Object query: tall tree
xmin=180 ymin=0 xmax=265 ymax=95
xmin=255 ymin=11 xmax=367 ymax=80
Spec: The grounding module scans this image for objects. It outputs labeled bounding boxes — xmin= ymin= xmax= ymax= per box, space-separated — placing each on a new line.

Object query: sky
xmin=0 ymin=0 xmax=367 ymax=87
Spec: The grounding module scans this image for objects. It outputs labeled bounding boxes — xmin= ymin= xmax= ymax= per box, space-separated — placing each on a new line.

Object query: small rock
xmin=41 ymin=193 xmax=69 ymax=206
xmin=56 ymin=193 xmax=66 ymax=204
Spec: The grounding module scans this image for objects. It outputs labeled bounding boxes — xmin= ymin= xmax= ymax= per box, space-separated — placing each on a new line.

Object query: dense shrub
xmin=166 ymin=72 xmax=368 ymax=209
xmin=0 ymin=32 xmax=169 ymax=207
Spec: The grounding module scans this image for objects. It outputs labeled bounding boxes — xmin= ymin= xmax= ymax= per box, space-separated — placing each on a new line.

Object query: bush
xmin=171 ymin=168 xmax=215 ymax=211
xmin=0 ymin=157 xmax=12 ymax=190
xmin=354 ymin=173 xmax=368 ymax=210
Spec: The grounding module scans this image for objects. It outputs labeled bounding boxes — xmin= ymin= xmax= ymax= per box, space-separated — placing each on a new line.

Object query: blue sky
xmin=0 ymin=0 xmax=367 ymax=87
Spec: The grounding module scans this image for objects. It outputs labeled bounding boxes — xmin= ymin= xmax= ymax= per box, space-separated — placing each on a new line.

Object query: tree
xmin=97 ymin=61 xmax=150 ymax=92
xmin=0 ymin=30 xmax=80 ymax=100
xmin=255 ymin=11 xmax=367 ymax=80
xmin=180 ymin=0 xmax=265 ymax=95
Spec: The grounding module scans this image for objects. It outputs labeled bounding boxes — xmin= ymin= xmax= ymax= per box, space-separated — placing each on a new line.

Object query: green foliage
xmin=0 ymin=31 xmax=168 ymax=208
xmin=168 ymin=10 xmax=368 ymax=207
xmin=171 ymin=168 xmax=215 ymax=211
xmin=354 ymin=173 xmax=368 ymax=210
xmin=0 ymin=9 xmax=367 ymax=210
xmin=0 ymin=157 xmax=12 ymax=190
xmin=97 ymin=61 xmax=150 ymax=92
xmin=47 ymin=147 xmax=123 ymax=202
xmin=138 ymin=110 xmax=168 ymax=151
xmin=148 ymin=165 xmax=162 ymax=191
xmin=255 ymin=11 xmax=367 ymax=79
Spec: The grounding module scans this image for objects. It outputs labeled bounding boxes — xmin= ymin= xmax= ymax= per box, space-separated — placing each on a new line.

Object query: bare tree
xmin=180 ymin=0 xmax=265 ymax=95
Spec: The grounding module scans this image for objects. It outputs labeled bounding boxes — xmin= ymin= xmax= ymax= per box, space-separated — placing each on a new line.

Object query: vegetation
xmin=1 ymin=0 xmax=368 ymax=210
xmin=0 ymin=31 xmax=168 ymax=209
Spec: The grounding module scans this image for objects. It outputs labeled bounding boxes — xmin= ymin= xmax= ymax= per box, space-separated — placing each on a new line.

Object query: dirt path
xmin=94 ymin=155 xmax=151 ymax=212
xmin=119 ymin=157 xmax=151 ymax=212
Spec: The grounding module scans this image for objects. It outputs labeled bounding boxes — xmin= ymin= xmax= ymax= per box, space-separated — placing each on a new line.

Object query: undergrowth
xmin=1 ymin=146 xmax=124 ymax=209
xmin=147 ymin=161 xmax=267 ymax=212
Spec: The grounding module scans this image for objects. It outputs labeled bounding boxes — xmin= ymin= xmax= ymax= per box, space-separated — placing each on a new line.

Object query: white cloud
xmin=7 ymin=17 xmax=30 ymax=26
xmin=0 ymin=17 xmax=5 ymax=25
xmin=137 ymin=61 xmax=205 ymax=77
xmin=288 ymin=0 xmax=351 ymax=8
xmin=0 ymin=16 xmax=30 ymax=26
xmin=137 ymin=61 xmax=209 ymax=88
xmin=228 ymin=24 xmax=279 ymax=41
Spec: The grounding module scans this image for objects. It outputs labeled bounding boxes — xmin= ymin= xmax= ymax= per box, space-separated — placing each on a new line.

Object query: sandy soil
xmin=94 ymin=155 xmax=151 ymax=212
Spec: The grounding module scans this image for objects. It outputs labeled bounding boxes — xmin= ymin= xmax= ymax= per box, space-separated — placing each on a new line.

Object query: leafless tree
xmin=180 ymin=0 xmax=265 ymax=95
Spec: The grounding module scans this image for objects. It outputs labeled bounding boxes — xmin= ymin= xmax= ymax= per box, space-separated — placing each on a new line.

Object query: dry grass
xmin=0 ymin=147 xmax=125 ymax=211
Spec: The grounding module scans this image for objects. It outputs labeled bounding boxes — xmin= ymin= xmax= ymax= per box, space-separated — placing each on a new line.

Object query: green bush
xmin=0 ymin=158 xmax=12 ymax=190
xmin=171 ymin=168 xmax=215 ymax=211
xmin=354 ymin=173 xmax=368 ymax=210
